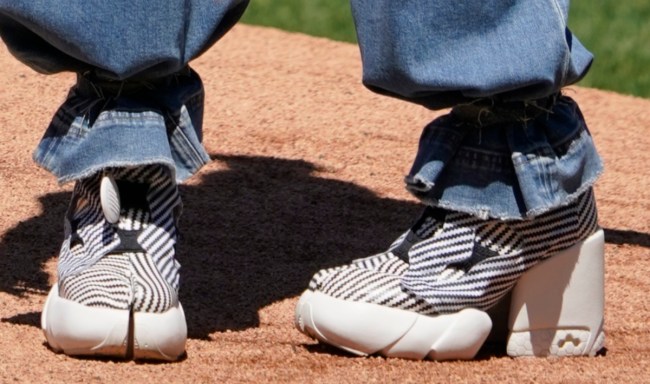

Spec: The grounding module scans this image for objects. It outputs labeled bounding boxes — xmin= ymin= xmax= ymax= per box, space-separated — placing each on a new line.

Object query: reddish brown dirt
xmin=1 ymin=25 xmax=648 ymax=383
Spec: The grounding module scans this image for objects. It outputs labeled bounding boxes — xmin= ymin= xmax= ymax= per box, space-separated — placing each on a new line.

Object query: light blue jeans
xmin=0 ymin=0 xmax=602 ymax=219
xmin=350 ymin=0 xmax=594 ymax=108
xmin=0 ymin=0 xmax=249 ymax=183
xmin=351 ymin=0 xmax=603 ymax=219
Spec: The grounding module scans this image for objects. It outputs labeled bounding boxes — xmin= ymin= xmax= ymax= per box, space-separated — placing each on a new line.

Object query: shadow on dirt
xmin=0 ymin=192 xmax=68 ymax=296
xmin=602 ymin=228 xmax=650 ymax=249
xmin=2 ymin=155 xmax=649 ymax=339
xmin=0 ymin=154 xmax=420 ymax=338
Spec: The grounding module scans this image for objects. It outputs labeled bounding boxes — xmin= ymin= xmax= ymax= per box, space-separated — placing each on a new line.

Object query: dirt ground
xmin=0 ymin=25 xmax=648 ymax=383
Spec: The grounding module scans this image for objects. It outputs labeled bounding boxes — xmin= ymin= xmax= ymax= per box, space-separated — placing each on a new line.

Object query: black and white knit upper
xmin=310 ymin=189 xmax=599 ymax=315
xmin=58 ymin=165 xmax=181 ymax=313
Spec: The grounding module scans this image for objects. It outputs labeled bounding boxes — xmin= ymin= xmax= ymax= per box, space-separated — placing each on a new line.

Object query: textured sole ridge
xmin=507 ymin=229 xmax=605 ymax=357
xmin=295 ymin=290 xmax=492 ymax=361
xmin=41 ymin=284 xmax=186 ymax=361
xmin=296 ymin=228 xmax=606 ymax=360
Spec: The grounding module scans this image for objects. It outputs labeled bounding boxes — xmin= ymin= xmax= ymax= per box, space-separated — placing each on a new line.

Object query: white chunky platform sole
xmin=507 ymin=229 xmax=605 ymax=357
xmin=296 ymin=229 xmax=605 ymax=360
xmin=41 ymin=284 xmax=187 ymax=361
xmin=295 ymin=290 xmax=492 ymax=360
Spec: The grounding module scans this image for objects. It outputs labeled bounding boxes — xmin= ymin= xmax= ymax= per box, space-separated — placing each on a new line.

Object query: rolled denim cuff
xmin=350 ymin=0 xmax=593 ymax=110
xmin=0 ymin=0 xmax=249 ymax=79
xmin=406 ymin=95 xmax=603 ymax=220
xmin=33 ymin=67 xmax=210 ymax=184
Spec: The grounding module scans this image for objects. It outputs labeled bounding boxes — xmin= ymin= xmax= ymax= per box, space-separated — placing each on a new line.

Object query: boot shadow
xmin=0 ymin=154 xmax=420 ymax=338
xmin=178 ymin=154 xmax=420 ymax=337
xmin=0 ymin=192 xmax=69 ymax=296
xmin=2 ymin=154 xmax=649 ymax=345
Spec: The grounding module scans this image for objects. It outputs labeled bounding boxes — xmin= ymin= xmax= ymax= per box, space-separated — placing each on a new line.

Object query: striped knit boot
xmin=41 ymin=165 xmax=186 ymax=361
xmin=295 ymin=189 xmax=605 ymax=360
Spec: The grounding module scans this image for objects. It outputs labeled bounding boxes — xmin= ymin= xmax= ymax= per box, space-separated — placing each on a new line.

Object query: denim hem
xmin=523 ymin=169 xmax=602 ymax=218
xmin=415 ymin=170 xmax=602 ymax=221
xmin=32 ymin=67 xmax=210 ymax=184
xmin=35 ymin=158 xmax=177 ymax=185
xmin=405 ymin=95 xmax=604 ymax=220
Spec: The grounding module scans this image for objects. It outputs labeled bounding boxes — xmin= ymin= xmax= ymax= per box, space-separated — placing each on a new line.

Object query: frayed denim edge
xmin=415 ymin=167 xmax=603 ymax=221
xmin=41 ymin=157 xmax=184 ymax=185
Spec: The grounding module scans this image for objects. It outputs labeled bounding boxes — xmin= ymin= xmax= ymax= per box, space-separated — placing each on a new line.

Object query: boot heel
xmin=507 ymin=229 xmax=605 ymax=357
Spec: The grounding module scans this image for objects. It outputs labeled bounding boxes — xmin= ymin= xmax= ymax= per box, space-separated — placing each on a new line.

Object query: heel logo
xmin=556 ymin=332 xmax=587 ymax=355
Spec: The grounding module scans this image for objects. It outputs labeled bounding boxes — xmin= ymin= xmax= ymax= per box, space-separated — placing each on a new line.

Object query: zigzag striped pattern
xmin=311 ymin=188 xmax=599 ymax=315
xmin=307 ymin=205 xmax=445 ymax=292
xmin=58 ymin=165 xmax=181 ymax=313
